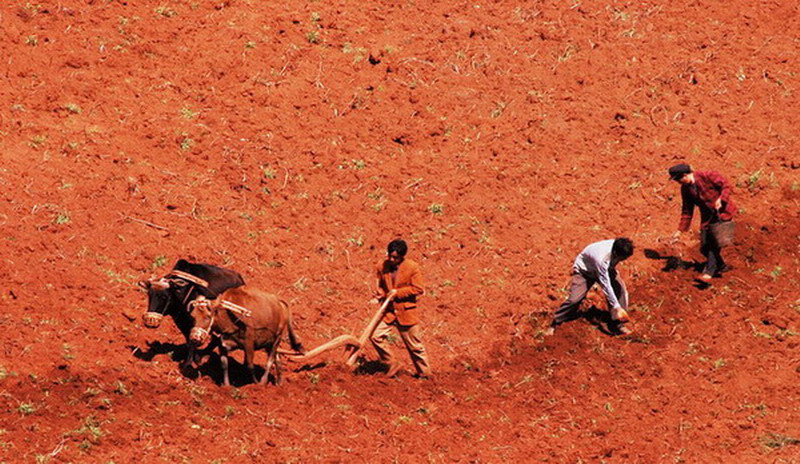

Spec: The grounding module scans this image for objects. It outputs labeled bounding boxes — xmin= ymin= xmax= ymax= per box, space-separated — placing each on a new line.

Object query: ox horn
xmin=149 ymin=277 xmax=171 ymax=291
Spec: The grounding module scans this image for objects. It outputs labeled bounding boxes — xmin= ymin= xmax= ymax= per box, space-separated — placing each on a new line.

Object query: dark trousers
xmin=553 ymin=270 xmax=628 ymax=326
xmin=700 ymin=228 xmax=727 ymax=276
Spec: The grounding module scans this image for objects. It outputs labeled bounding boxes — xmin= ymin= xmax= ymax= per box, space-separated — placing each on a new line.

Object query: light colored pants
xmin=370 ymin=320 xmax=431 ymax=376
xmin=553 ymin=271 xmax=628 ymax=326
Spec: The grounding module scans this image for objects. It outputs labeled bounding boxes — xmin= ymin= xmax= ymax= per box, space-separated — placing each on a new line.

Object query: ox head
xmin=138 ymin=276 xmax=191 ymax=328
xmin=188 ymin=297 xmax=215 ymax=346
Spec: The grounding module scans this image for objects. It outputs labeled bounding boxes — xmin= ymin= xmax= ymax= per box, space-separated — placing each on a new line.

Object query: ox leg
xmin=273 ymin=353 xmax=283 ymax=386
xmin=261 ymin=337 xmax=282 ymax=385
xmin=181 ymin=342 xmax=195 ymax=370
xmin=244 ymin=344 xmax=259 ymax=385
xmin=219 ymin=345 xmax=231 ymax=387
xmin=194 ymin=336 xmax=218 ymax=366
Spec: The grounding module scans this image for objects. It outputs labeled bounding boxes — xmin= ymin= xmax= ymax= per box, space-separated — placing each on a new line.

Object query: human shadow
xmin=643 ymin=248 xmax=703 ymax=273
xmin=293 ymin=361 xmax=329 ymax=372
xmin=583 ymin=306 xmax=629 ymax=336
xmin=692 ymin=278 xmax=712 ymax=290
xmin=353 ymin=359 xmax=389 ymax=376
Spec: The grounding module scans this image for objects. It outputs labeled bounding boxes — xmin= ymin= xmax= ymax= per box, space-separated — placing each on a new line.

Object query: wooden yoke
xmin=345 ymin=290 xmax=396 ymax=366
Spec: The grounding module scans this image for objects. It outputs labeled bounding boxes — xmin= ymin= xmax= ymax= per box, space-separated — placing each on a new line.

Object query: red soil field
xmin=1 ymin=1 xmax=799 ymax=462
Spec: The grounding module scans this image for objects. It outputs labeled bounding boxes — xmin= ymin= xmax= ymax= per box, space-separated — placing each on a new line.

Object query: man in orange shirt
xmin=370 ymin=239 xmax=431 ymax=379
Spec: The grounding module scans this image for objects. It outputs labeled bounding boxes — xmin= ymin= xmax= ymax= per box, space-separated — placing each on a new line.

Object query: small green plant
xmin=244 ymin=41 xmax=256 ymax=49
xmin=54 ymin=212 xmax=70 ymax=225
xmin=180 ymin=137 xmax=193 ymax=151
xmin=293 ymin=277 xmax=308 ymax=291
xmin=770 ymin=266 xmax=782 ymax=279
xmin=760 ymin=432 xmax=800 ymax=449
xmin=151 ymin=255 xmax=167 ymax=270
xmin=746 ymin=169 xmax=762 ymax=189
xmin=306 ymin=30 xmax=320 ymax=44
xmin=155 ymin=6 xmax=177 ymax=17
xmin=262 ymin=166 xmax=277 ymax=179
xmin=352 ymin=159 xmax=366 ymax=170
xmin=113 ymin=380 xmax=131 ymax=395
xmin=179 ymin=107 xmax=198 ymax=119
xmin=308 ymin=373 xmax=320 ymax=384
xmin=231 ymin=388 xmax=247 ymax=400
xmin=223 ymin=406 xmax=235 ymax=419
xmin=63 ymin=343 xmax=75 ymax=360
xmin=429 ymin=203 xmax=444 ymax=214
xmin=346 ymin=236 xmax=364 ymax=247
xmin=490 ymin=101 xmax=508 ymax=118
xmin=64 ymin=103 xmax=82 ymax=114
xmin=712 ymin=358 xmax=727 ymax=369
xmin=18 ymin=403 xmax=36 ymax=415
xmin=26 ymin=35 xmax=38 ymax=46
xmin=30 ymin=135 xmax=47 ymax=147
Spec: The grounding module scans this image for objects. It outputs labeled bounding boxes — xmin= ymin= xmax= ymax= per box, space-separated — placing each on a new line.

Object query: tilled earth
xmin=1 ymin=1 xmax=799 ymax=462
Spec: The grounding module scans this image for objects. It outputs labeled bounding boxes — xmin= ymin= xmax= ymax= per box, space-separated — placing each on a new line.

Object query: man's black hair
xmin=387 ymin=239 xmax=408 ymax=256
xmin=612 ymin=237 xmax=634 ymax=260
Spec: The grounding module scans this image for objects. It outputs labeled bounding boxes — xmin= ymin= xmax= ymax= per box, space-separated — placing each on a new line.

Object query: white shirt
xmin=572 ymin=239 xmax=622 ymax=309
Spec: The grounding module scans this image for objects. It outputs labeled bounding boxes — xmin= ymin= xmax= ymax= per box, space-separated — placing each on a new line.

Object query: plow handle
xmin=345 ymin=290 xmax=396 ymax=366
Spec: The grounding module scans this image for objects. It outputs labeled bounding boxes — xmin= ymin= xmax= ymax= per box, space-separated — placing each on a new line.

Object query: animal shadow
xmin=643 ymin=248 xmax=703 ymax=273
xmin=195 ymin=356 xmax=275 ymax=387
xmin=129 ymin=341 xmax=188 ymax=363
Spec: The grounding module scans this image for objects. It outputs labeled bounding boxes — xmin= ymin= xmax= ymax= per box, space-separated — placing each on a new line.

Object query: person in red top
xmin=668 ymin=163 xmax=737 ymax=282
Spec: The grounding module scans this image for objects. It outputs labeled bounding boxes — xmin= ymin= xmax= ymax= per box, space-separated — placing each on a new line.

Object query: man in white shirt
xmin=546 ymin=238 xmax=634 ymax=335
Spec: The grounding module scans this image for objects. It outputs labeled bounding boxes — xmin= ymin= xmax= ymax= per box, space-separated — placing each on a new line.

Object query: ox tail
xmin=281 ymin=300 xmax=305 ymax=354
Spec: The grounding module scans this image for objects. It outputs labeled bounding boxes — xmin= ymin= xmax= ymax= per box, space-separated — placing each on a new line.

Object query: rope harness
xmin=143 ymin=270 xmax=210 ymax=327
xmin=168 ymin=270 xmax=210 ymax=306
xmin=188 ymin=297 xmax=253 ymax=344
xmin=167 ymin=270 xmax=210 ymax=288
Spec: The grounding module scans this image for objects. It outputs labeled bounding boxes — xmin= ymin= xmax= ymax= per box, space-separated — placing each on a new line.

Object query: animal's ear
xmin=138 ymin=280 xmax=151 ymax=290
xmin=175 ymin=259 xmax=190 ymax=269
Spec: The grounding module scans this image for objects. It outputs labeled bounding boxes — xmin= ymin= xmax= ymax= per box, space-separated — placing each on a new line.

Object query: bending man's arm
xmin=597 ymin=262 xmax=622 ymax=310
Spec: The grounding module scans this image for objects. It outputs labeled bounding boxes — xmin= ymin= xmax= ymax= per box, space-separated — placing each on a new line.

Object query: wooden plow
xmin=278 ymin=290 xmax=396 ymax=366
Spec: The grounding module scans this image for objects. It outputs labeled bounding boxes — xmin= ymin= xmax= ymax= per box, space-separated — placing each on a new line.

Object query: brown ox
xmin=189 ymin=286 xmax=303 ymax=386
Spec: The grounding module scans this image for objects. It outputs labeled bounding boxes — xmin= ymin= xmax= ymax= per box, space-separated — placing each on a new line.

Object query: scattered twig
xmin=123 ymin=215 xmax=168 ymax=231
xmin=48 ymin=439 xmax=67 ymax=459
